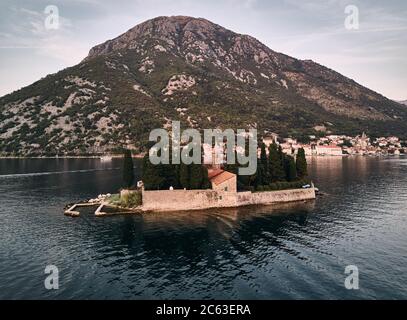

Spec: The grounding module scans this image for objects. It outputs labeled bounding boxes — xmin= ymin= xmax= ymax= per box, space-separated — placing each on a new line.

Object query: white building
xmin=315 ymin=145 xmax=343 ymax=156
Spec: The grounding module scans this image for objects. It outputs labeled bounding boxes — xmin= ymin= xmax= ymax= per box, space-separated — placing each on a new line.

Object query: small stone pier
xmin=64 ymin=203 xmax=97 ymax=217
xmin=64 ymin=193 xmax=141 ymax=217
xmin=64 ymin=194 xmax=110 ymax=217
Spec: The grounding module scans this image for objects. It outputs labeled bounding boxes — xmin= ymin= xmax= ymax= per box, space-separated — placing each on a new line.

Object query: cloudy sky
xmin=0 ymin=0 xmax=406 ymax=100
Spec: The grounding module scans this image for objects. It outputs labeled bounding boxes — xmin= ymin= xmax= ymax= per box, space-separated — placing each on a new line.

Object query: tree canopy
xmin=122 ymin=149 xmax=135 ymax=189
xmin=142 ymin=154 xmax=211 ymax=191
xmin=296 ymin=148 xmax=308 ymax=179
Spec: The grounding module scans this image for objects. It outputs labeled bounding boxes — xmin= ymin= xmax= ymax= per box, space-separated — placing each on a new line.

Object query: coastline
xmin=64 ymin=187 xmax=317 ymax=217
xmin=0 ymin=154 xmax=145 ymax=160
xmin=0 ymin=153 xmax=403 ymax=160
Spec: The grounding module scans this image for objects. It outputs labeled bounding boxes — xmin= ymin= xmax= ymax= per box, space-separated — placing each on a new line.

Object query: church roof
xmin=208 ymin=169 xmax=236 ymax=186
xmin=208 ymin=168 xmax=224 ymax=179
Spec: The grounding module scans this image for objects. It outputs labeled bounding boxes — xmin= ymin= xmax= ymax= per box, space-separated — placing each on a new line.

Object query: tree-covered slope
xmin=1 ymin=16 xmax=406 ymax=156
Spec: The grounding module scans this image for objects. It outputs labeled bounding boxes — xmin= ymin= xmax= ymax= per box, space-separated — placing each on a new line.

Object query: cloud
xmin=0 ymin=0 xmax=406 ymax=99
xmin=0 ymin=6 xmax=87 ymax=64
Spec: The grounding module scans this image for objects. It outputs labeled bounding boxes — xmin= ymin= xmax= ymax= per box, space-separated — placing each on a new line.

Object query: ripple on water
xmin=1 ymin=157 xmax=407 ymax=299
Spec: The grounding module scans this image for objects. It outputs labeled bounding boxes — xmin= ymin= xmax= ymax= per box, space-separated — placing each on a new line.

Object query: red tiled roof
xmin=209 ymin=170 xmax=236 ymax=186
xmin=208 ymin=169 xmax=224 ymax=180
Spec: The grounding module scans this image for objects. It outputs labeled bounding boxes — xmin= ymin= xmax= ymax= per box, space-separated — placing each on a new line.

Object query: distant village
xmin=200 ymin=132 xmax=406 ymax=166
xmin=261 ymin=133 xmax=406 ymax=157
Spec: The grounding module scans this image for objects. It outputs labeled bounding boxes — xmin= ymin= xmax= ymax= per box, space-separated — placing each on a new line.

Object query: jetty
xmin=64 ymin=201 xmax=140 ymax=217
xmin=64 ymin=203 xmax=96 ymax=217
xmin=64 ymin=193 xmax=142 ymax=217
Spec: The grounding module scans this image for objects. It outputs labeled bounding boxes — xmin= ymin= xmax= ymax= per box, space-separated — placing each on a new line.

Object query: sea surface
xmin=0 ymin=156 xmax=406 ymax=299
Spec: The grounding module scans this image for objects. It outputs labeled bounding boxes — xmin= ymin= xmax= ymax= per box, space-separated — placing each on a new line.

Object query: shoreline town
xmin=2 ymin=133 xmax=405 ymax=160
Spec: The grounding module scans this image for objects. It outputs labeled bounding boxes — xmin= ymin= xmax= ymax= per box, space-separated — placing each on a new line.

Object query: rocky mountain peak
xmin=86 ymin=16 xmax=236 ymax=59
xmin=2 ymin=16 xmax=407 ymax=157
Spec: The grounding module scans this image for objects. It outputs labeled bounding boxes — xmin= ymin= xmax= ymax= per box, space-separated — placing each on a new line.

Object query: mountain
xmin=1 ymin=15 xmax=407 ymax=156
xmin=399 ymin=100 xmax=407 ymax=106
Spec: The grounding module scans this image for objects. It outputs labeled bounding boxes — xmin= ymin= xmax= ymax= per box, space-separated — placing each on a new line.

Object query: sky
xmin=0 ymin=0 xmax=406 ymax=100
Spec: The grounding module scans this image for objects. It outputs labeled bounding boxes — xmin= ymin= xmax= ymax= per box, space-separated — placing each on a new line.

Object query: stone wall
xmin=142 ymin=188 xmax=316 ymax=212
xmin=141 ymin=189 xmax=238 ymax=212
xmin=237 ymin=188 xmax=316 ymax=207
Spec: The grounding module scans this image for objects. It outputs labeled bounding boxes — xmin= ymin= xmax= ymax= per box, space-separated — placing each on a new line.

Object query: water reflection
xmin=0 ymin=157 xmax=407 ymax=299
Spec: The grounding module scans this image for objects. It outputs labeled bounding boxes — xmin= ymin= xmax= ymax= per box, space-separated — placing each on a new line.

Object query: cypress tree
xmin=278 ymin=145 xmax=285 ymax=163
xmin=225 ymin=151 xmax=239 ymax=175
xmin=260 ymin=142 xmax=269 ymax=183
xmin=226 ymin=151 xmax=246 ymax=190
xmin=254 ymin=162 xmax=262 ymax=189
xmin=296 ymin=148 xmax=308 ymax=179
xmin=141 ymin=143 xmax=212 ymax=191
xmin=179 ymin=162 xmax=190 ymax=189
xmin=284 ymin=155 xmax=297 ymax=182
xmin=268 ymin=143 xmax=285 ymax=182
xmin=189 ymin=164 xmax=204 ymax=190
xmin=123 ymin=149 xmax=134 ymax=189
xmin=141 ymin=153 xmax=150 ymax=188
xmin=201 ymin=166 xmax=212 ymax=189
xmin=161 ymin=163 xmax=178 ymax=189
xmin=238 ymin=164 xmax=256 ymax=190
xmin=160 ymin=148 xmax=179 ymax=189
xmin=278 ymin=145 xmax=287 ymax=180
xmin=142 ymin=153 xmax=164 ymax=190
xmin=260 ymin=143 xmax=268 ymax=167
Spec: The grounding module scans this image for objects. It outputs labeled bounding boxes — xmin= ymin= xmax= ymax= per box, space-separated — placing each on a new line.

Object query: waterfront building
xmin=315 ymin=145 xmax=343 ymax=156
xmin=208 ymin=169 xmax=237 ymax=193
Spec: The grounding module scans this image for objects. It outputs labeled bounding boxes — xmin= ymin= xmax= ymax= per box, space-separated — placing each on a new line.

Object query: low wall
xmin=142 ymin=189 xmax=238 ymax=212
xmin=142 ymin=188 xmax=316 ymax=212
xmin=237 ymin=188 xmax=316 ymax=207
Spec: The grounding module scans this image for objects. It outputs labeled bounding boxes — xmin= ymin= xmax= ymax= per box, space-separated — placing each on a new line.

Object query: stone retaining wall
xmin=142 ymin=188 xmax=316 ymax=212
xmin=237 ymin=188 xmax=316 ymax=207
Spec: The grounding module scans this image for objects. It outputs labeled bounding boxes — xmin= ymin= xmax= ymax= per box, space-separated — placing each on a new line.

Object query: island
xmin=65 ymin=141 xmax=316 ymax=216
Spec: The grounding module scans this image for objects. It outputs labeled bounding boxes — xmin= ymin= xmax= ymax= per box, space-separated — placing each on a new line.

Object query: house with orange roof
xmin=208 ymin=169 xmax=237 ymax=193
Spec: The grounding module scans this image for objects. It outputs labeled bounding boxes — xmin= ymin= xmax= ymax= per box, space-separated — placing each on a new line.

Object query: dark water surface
xmin=0 ymin=156 xmax=406 ymax=299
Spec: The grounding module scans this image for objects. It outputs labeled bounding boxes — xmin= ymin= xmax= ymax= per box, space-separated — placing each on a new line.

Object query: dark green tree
xmin=189 ymin=164 xmax=204 ymax=190
xmin=122 ymin=149 xmax=134 ymax=188
xmin=161 ymin=163 xmax=179 ymax=189
xmin=236 ymin=137 xmax=257 ymax=190
xmin=179 ymin=162 xmax=190 ymax=189
xmin=296 ymin=148 xmax=308 ymax=179
xmin=226 ymin=151 xmax=249 ymax=190
xmin=268 ymin=143 xmax=285 ymax=182
xmin=278 ymin=145 xmax=285 ymax=163
xmin=142 ymin=153 xmax=164 ymax=190
xmin=254 ymin=165 xmax=262 ymax=189
xmin=201 ymin=166 xmax=212 ymax=189
xmin=260 ymin=143 xmax=268 ymax=166
xmin=259 ymin=142 xmax=269 ymax=182
xmin=161 ymin=147 xmax=179 ymax=189
xmin=284 ymin=155 xmax=297 ymax=182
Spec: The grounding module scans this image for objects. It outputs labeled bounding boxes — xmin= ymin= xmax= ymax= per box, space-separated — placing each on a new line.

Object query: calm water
xmin=0 ymin=156 xmax=406 ymax=300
